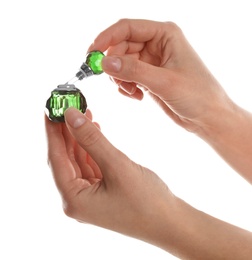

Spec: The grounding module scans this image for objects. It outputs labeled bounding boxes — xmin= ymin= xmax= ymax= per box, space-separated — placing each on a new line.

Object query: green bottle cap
xmin=86 ymin=50 xmax=105 ymax=74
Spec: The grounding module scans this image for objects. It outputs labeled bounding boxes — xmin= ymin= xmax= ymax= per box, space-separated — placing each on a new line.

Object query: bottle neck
xmin=76 ymin=63 xmax=94 ymax=80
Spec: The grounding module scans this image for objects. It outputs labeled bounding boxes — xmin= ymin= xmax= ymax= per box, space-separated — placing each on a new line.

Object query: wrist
xmin=194 ymin=97 xmax=252 ymax=182
xmin=195 ymin=96 xmax=238 ymax=141
xmin=155 ymin=197 xmax=252 ymax=259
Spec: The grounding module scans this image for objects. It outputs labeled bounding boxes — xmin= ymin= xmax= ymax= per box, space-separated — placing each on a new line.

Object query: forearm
xmin=152 ymin=197 xmax=252 ymax=259
xmin=197 ymin=100 xmax=252 ymax=184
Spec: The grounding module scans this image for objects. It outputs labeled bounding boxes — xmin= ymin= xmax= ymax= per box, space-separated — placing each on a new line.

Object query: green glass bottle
xmin=45 ymin=50 xmax=104 ymax=123
xmin=45 ymin=84 xmax=87 ymax=123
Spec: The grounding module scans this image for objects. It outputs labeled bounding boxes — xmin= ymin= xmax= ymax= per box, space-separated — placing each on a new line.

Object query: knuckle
xmin=62 ymin=194 xmax=80 ymax=219
xmin=116 ymin=18 xmax=129 ymax=26
xmin=46 ymin=150 xmax=55 ymax=168
xmin=163 ymin=22 xmax=185 ymax=51
xmin=165 ymin=21 xmax=182 ymax=33
xmin=164 ymin=21 xmax=183 ymax=40
xmin=128 ymin=59 xmax=142 ymax=76
xmin=63 ymin=202 xmax=77 ymax=219
xmin=78 ymin=125 xmax=103 ymax=148
xmin=122 ymin=56 xmax=145 ymax=78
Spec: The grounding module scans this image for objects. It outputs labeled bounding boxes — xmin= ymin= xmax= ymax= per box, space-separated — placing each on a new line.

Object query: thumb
xmin=64 ymin=107 xmax=120 ymax=171
xmin=102 ymin=55 xmax=171 ymax=94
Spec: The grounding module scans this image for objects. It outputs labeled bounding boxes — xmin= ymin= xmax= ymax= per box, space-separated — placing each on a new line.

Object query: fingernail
xmin=64 ymin=108 xmax=86 ymax=128
xmin=102 ymin=56 xmax=121 ymax=72
xmin=109 ymin=76 xmax=122 ymax=85
xmin=119 ymin=83 xmax=136 ymax=95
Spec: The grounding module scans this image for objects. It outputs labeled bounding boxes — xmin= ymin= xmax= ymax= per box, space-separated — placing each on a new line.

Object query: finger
xmin=73 ymin=109 xmax=103 ymax=180
xmin=45 ymin=115 xmax=81 ymax=190
xmin=106 ymin=41 xmax=144 ymax=56
xmin=110 ymin=75 xmax=143 ymax=100
xmin=93 ymin=122 xmax=101 ymax=129
xmin=88 ymin=19 xmax=164 ymax=52
xmin=85 ymin=109 xmax=100 ymax=129
xmin=85 ymin=109 xmax=93 ymax=120
xmin=118 ymin=81 xmax=137 ymax=95
xmin=64 ymin=107 xmax=125 ymax=176
xmin=118 ymin=83 xmax=144 ymax=100
xmin=62 ymin=109 xmax=103 ymax=180
xmin=102 ymin=55 xmax=174 ymax=98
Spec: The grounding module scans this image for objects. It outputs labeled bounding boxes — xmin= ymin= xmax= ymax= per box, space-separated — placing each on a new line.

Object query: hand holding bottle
xmin=45 ymin=107 xmax=252 ymax=259
xmin=88 ymin=19 xmax=231 ymax=133
xmin=89 ymin=18 xmax=252 ymax=182
xmin=45 ymin=108 xmax=177 ymax=250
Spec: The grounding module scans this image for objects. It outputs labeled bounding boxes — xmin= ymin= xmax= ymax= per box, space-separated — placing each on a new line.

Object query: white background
xmin=1 ymin=0 xmax=252 ymax=259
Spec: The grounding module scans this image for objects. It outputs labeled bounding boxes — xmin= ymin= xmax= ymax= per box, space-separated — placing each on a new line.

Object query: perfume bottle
xmin=45 ymin=50 xmax=105 ymax=122
xmin=45 ymin=84 xmax=87 ymax=123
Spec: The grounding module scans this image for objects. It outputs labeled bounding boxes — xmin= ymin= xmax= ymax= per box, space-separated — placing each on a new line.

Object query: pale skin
xmin=45 ymin=19 xmax=252 ymax=259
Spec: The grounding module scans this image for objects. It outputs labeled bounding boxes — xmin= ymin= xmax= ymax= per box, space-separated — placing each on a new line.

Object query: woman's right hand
xmin=88 ymin=19 xmax=232 ymax=133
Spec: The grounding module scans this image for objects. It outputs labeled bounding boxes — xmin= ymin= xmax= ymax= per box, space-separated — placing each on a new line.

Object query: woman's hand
xmin=45 ymin=108 xmax=252 ymax=259
xmin=88 ymin=18 xmax=252 ymax=183
xmin=45 ymin=108 xmax=176 ymax=243
xmin=88 ymin=19 xmax=231 ymax=133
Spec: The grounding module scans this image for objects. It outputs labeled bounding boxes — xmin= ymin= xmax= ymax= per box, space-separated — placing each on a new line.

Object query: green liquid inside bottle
xmin=46 ymin=87 xmax=87 ymax=123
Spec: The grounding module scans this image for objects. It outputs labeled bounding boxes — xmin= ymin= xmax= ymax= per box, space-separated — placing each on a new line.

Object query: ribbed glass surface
xmin=46 ymin=89 xmax=87 ymax=122
xmin=86 ymin=51 xmax=105 ymax=74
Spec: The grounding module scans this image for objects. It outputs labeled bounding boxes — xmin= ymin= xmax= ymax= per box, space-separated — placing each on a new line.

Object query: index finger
xmin=45 ymin=115 xmax=77 ymax=192
xmin=88 ymin=19 xmax=164 ymax=53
